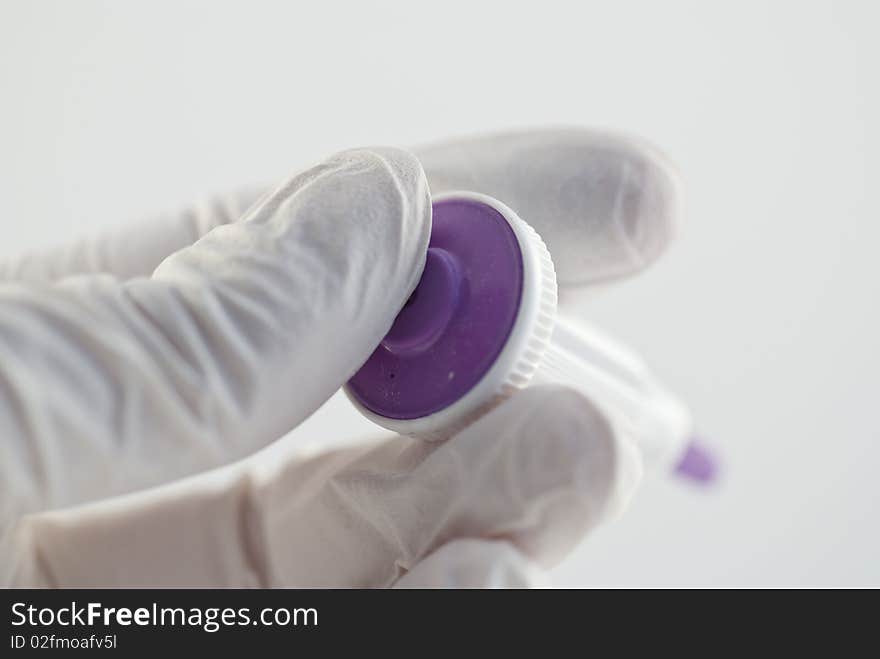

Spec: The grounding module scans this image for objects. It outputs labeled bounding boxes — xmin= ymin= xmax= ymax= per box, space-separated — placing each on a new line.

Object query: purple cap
xmin=674 ymin=438 xmax=719 ymax=484
xmin=347 ymin=197 xmax=525 ymax=420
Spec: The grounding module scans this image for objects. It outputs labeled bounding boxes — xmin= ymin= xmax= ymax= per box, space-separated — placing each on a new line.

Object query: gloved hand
xmin=0 ymin=128 xmax=680 ymax=587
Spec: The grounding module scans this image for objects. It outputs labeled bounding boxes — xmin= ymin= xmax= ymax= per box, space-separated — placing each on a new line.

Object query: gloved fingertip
xmin=393 ymin=539 xmax=546 ymax=588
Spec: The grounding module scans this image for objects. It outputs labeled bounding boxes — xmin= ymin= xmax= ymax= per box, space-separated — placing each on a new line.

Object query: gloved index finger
xmin=2 ymin=128 xmax=680 ymax=293
xmin=415 ymin=127 xmax=682 ymax=290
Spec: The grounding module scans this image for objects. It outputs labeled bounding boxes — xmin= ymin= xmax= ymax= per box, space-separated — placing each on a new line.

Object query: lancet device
xmin=346 ymin=192 xmax=716 ymax=482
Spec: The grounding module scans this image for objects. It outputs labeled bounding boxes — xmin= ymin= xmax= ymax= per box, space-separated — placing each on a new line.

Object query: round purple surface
xmin=347 ymin=198 xmax=525 ymax=420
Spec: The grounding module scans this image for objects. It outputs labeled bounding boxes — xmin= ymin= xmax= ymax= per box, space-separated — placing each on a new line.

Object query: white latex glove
xmin=0 ymin=128 xmax=679 ymax=587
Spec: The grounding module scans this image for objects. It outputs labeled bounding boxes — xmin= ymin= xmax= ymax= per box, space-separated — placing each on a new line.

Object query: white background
xmin=0 ymin=0 xmax=877 ymax=585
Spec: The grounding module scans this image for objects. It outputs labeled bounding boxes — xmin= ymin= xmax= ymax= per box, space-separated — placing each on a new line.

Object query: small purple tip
xmin=674 ymin=439 xmax=718 ymax=484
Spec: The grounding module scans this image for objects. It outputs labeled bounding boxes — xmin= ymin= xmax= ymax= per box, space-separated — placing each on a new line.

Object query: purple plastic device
xmin=346 ymin=192 xmax=717 ymax=483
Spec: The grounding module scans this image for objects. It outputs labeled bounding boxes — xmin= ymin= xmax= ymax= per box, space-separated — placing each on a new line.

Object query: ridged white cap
xmin=348 ymin=191 xmax=558 ymax=440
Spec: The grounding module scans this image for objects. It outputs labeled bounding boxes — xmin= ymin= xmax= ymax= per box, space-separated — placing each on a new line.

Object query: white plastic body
xmin=532 ymin=316 xmax=692 ymax=473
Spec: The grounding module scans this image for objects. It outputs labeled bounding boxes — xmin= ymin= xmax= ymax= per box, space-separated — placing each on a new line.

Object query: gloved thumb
xmin=0 ymin=147 xmax=431 ymax=523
